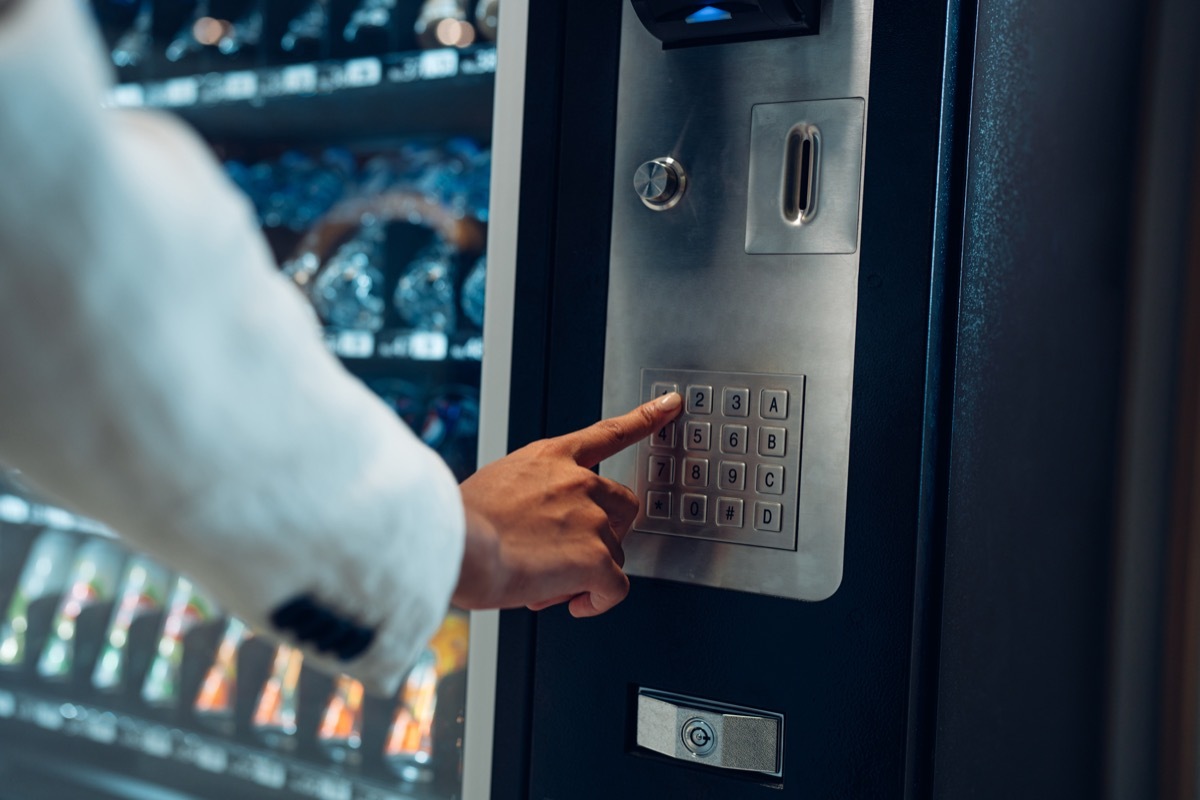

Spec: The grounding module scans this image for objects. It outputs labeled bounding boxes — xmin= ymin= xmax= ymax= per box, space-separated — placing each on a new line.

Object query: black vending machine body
xmin=488 ymin=0 xmax=1187 ymax=797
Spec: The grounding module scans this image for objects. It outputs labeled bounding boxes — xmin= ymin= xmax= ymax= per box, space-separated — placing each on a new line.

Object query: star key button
xmin=647 ymin=491 xmax=672 ymax=520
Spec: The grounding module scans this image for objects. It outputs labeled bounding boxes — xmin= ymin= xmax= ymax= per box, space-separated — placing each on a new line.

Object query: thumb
xmin=562 ymin=392 xmax=683 ymax=468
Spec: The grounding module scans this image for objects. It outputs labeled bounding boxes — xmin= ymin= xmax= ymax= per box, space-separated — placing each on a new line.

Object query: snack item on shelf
xmin=193 ymin=616 xmax=251 ymax=732
xmin=0 ymin=530 xmax=77 ymax=668
xmin=142 ymin=576 xmax=219 ymax=708
xmin=251 ymin=644 xmax=304 ymax=747
xmin=36 ymin=538 xmax=125 ymax=681
xmin=92 ymin=556 xmax=171 ymax=691
xmin=281 ymin=0 xmax=331 ymax=55
xmin=366 ymin=379 xmax=426 ymax=433
xmin=419 ymin=387 xmax=480 ymax=481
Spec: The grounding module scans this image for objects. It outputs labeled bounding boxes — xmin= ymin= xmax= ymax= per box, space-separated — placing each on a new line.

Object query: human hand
xmin=453 ymin=392 xmax=683 ymax=617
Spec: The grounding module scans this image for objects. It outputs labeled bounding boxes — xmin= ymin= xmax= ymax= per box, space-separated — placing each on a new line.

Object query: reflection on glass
xmin=194 ymin=617 xmax=250 ymax=732
xmin=37 ymin=539 xmax=124 ymax=681
xmin=142 ymin=577 xmax=219 ymax=708
xmin=93 ymin=556 xmax=171 ymax=691
xmin=252 ymin=644 xmax=304 ymax=748
xmin=0 ymin=530 xmax=76 ymax=668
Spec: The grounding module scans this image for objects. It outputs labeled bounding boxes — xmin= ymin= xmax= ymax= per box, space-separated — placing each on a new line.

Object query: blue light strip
xmin=685 ymin=5 xmax=734 ymax=24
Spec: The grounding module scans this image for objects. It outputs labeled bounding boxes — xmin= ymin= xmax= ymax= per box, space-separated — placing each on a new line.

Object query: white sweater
xmin=0 ymin=0 xmax=466 ymax=694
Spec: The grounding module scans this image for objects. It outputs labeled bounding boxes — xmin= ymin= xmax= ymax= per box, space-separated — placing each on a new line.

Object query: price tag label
xmin=0 ymin=690 xmax=16 ymax=719
xmin=343 ymin=58 xmax=382 ymax=88
xmin=419 ymin=49 xmax=459 ymax=80
xmin=222 ymin=71 xmax=258 ymax=101
xmin=408 ymin=332 xmax=449 ymax=361
xmin=140 ymin=725 xmax=174 ymax=758
xmin=0 ymin=495 xmax=30 ymax=525
xmin=281 ymin=65 xmax=319 ymax=95
xmin=335 ymin=330 xmax=375 ymax=359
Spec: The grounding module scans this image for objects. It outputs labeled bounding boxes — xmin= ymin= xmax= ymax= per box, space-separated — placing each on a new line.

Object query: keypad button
xmin=652 ymin=382 xmax=679 ymax=399
xmin=723 ymin=387 xmax=750 ymax=417
xmin=680 ymin=494 xmax=708 ymax=524
xmin=684 ymin=421 xmax=711 ymax=452
xmin=651 ymin=421 xmax=676 ymax=449
xmin=682 ymin=458 xmax=710 ymax=488
xmin=720 ymin=424 xmax=748 ymax=455
xmin=646 ymin=491 xmax=672 ymax=519
xmin=648 ymin=455 xmax=675 ymax=485
xmin=718 ymin=461 xmax=747 ymax=491
xmin=754 ymin=502 xmax=783 ymax=532
xmin=756 ymin=464 xmax=784 ymax=495
xmin=761 ymin=389 xmax=788 ymax=419
xmin=686 ymin=385 xmax=714 ymax=415
xmin=758 ymin=426 xmax=787 ymax=457
xmin=716 ymin=498 xmax=744 ymax=528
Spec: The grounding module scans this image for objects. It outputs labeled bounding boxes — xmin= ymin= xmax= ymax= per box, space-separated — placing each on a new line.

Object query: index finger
xmin=564 ymin=392 xmax=683 ymax=468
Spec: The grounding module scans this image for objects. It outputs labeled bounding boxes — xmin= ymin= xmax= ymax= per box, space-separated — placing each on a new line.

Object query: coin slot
xmin=781 ymin=124 xmax=819 ymax=225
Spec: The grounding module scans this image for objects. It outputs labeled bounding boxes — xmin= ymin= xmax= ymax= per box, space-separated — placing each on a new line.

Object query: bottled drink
xmin=281 ymin=0 xmax=330 ymax=57
xmin=475 ymin=0 xmax=498 ymax=41
xmin=142 ymin=577 xmax=219 ymax=709
xmin=92 ymin=556 xmax=171 ymax=692
xmin=111 ymin=0 xmax=155 ymax=68
xmin=383 ymin=613 xmax=469 ymax=781
xmin=194 ymin=617 xmax=251 ymax=733
xmin=165 ymin=0 xmax=213 ymax=63
xmin=251 ymin=644 xmax=304 ymax=748
xmin=312 ymin=221 xmax=389 ymax=332
xmin=317 ymin=675 xmax=365 ymax=762
xmin=0 ymin=530 xmax=77 ymax=668
xmin=393 ymin=244 xmax=457 ymax=334
xmin=460 ymin=255 xmax=486 ymax=329
xmin=414 ymin=0 xmax=475 ymax=49
xmin=36 ymin=538 xmax=125 ymax=681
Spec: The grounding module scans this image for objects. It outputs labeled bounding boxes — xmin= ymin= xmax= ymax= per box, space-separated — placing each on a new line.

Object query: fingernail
xmin=658 ymin=392 xmax=682 ymax=410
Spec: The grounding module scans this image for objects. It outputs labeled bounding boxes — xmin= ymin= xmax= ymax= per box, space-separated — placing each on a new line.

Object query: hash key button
xmin=716 ymin=498 xmax=744 ymax=528
xmin=758 ymin=426 xmax=787 ymax=457
xmin=761 ymin=389 xmax=788 ymax=419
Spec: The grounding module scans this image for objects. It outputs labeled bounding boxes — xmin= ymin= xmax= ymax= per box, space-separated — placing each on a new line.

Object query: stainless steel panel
xmin=601 ymin=0 xmax=874 ymax=601
xmin=746 ymin=99 xmax=866 ymax=254
xmin=635 ymin=689 xmax=784 ymax=776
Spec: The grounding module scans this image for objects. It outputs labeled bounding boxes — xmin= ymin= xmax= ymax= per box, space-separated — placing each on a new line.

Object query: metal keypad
xmin=636 ymin=369 xmax=806 ymax=550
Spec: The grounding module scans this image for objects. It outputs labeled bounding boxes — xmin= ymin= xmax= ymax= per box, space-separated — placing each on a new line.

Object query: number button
xmin=718 ymin=461 xmax=746 ymax=491
xmin=680 ymin=494 xmax=708 ymax=524
xmin=652 ymin=382 xmax=679 ymax=399
xmin=648 ymin=455 xmax=675 ymax=485
xmin=758 ymin=426 xmax=787 ymax=457
xmin=646 ymin=491 xmax=672 ymax=519
xmin=756 ymin=464 xmax=784 ymax=495
xmin=720 ymin=424 xmax=748 ymax=455
xmin=651 ymin=421 xmax=676 ymax=449
xmin=684 ymin=421 xmax=711 ymax=452
xmin=761 ymin=389 xmax=788 ymax=419
xmin=682 ymin=458 xmax=710 ymax=488
xmin=716 ymin=498 xmax=744 ymax=528
xmin=723 ymin=387 xmax=750 ymax=417
xmin=686 ymin=385 xmax=714 ymax=415
xmin=754 ymin=501 xmax=783 ymax=532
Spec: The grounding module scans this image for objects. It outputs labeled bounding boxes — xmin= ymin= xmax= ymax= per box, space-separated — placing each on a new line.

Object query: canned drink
xmin=141 ymin=577 xmax=219 ymax=709
xmin=317 ymin=675 xmax=365 ymax=762
xmin=251 ymin=644 xmax=304 ymax=748
xmin=92 ymin=557 xmax=171 ymax=692
xmin=36 ymin=538 xmax=125 ymax=681
xmin=194 ymin=617 xmax=251 ymax=732
xmin=0 ymin=530 xmax=77 ymax=668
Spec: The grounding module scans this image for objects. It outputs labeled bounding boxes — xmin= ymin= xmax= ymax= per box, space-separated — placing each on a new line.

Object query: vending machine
xmin=1 ymin=0 xmax=1194 ymax=798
